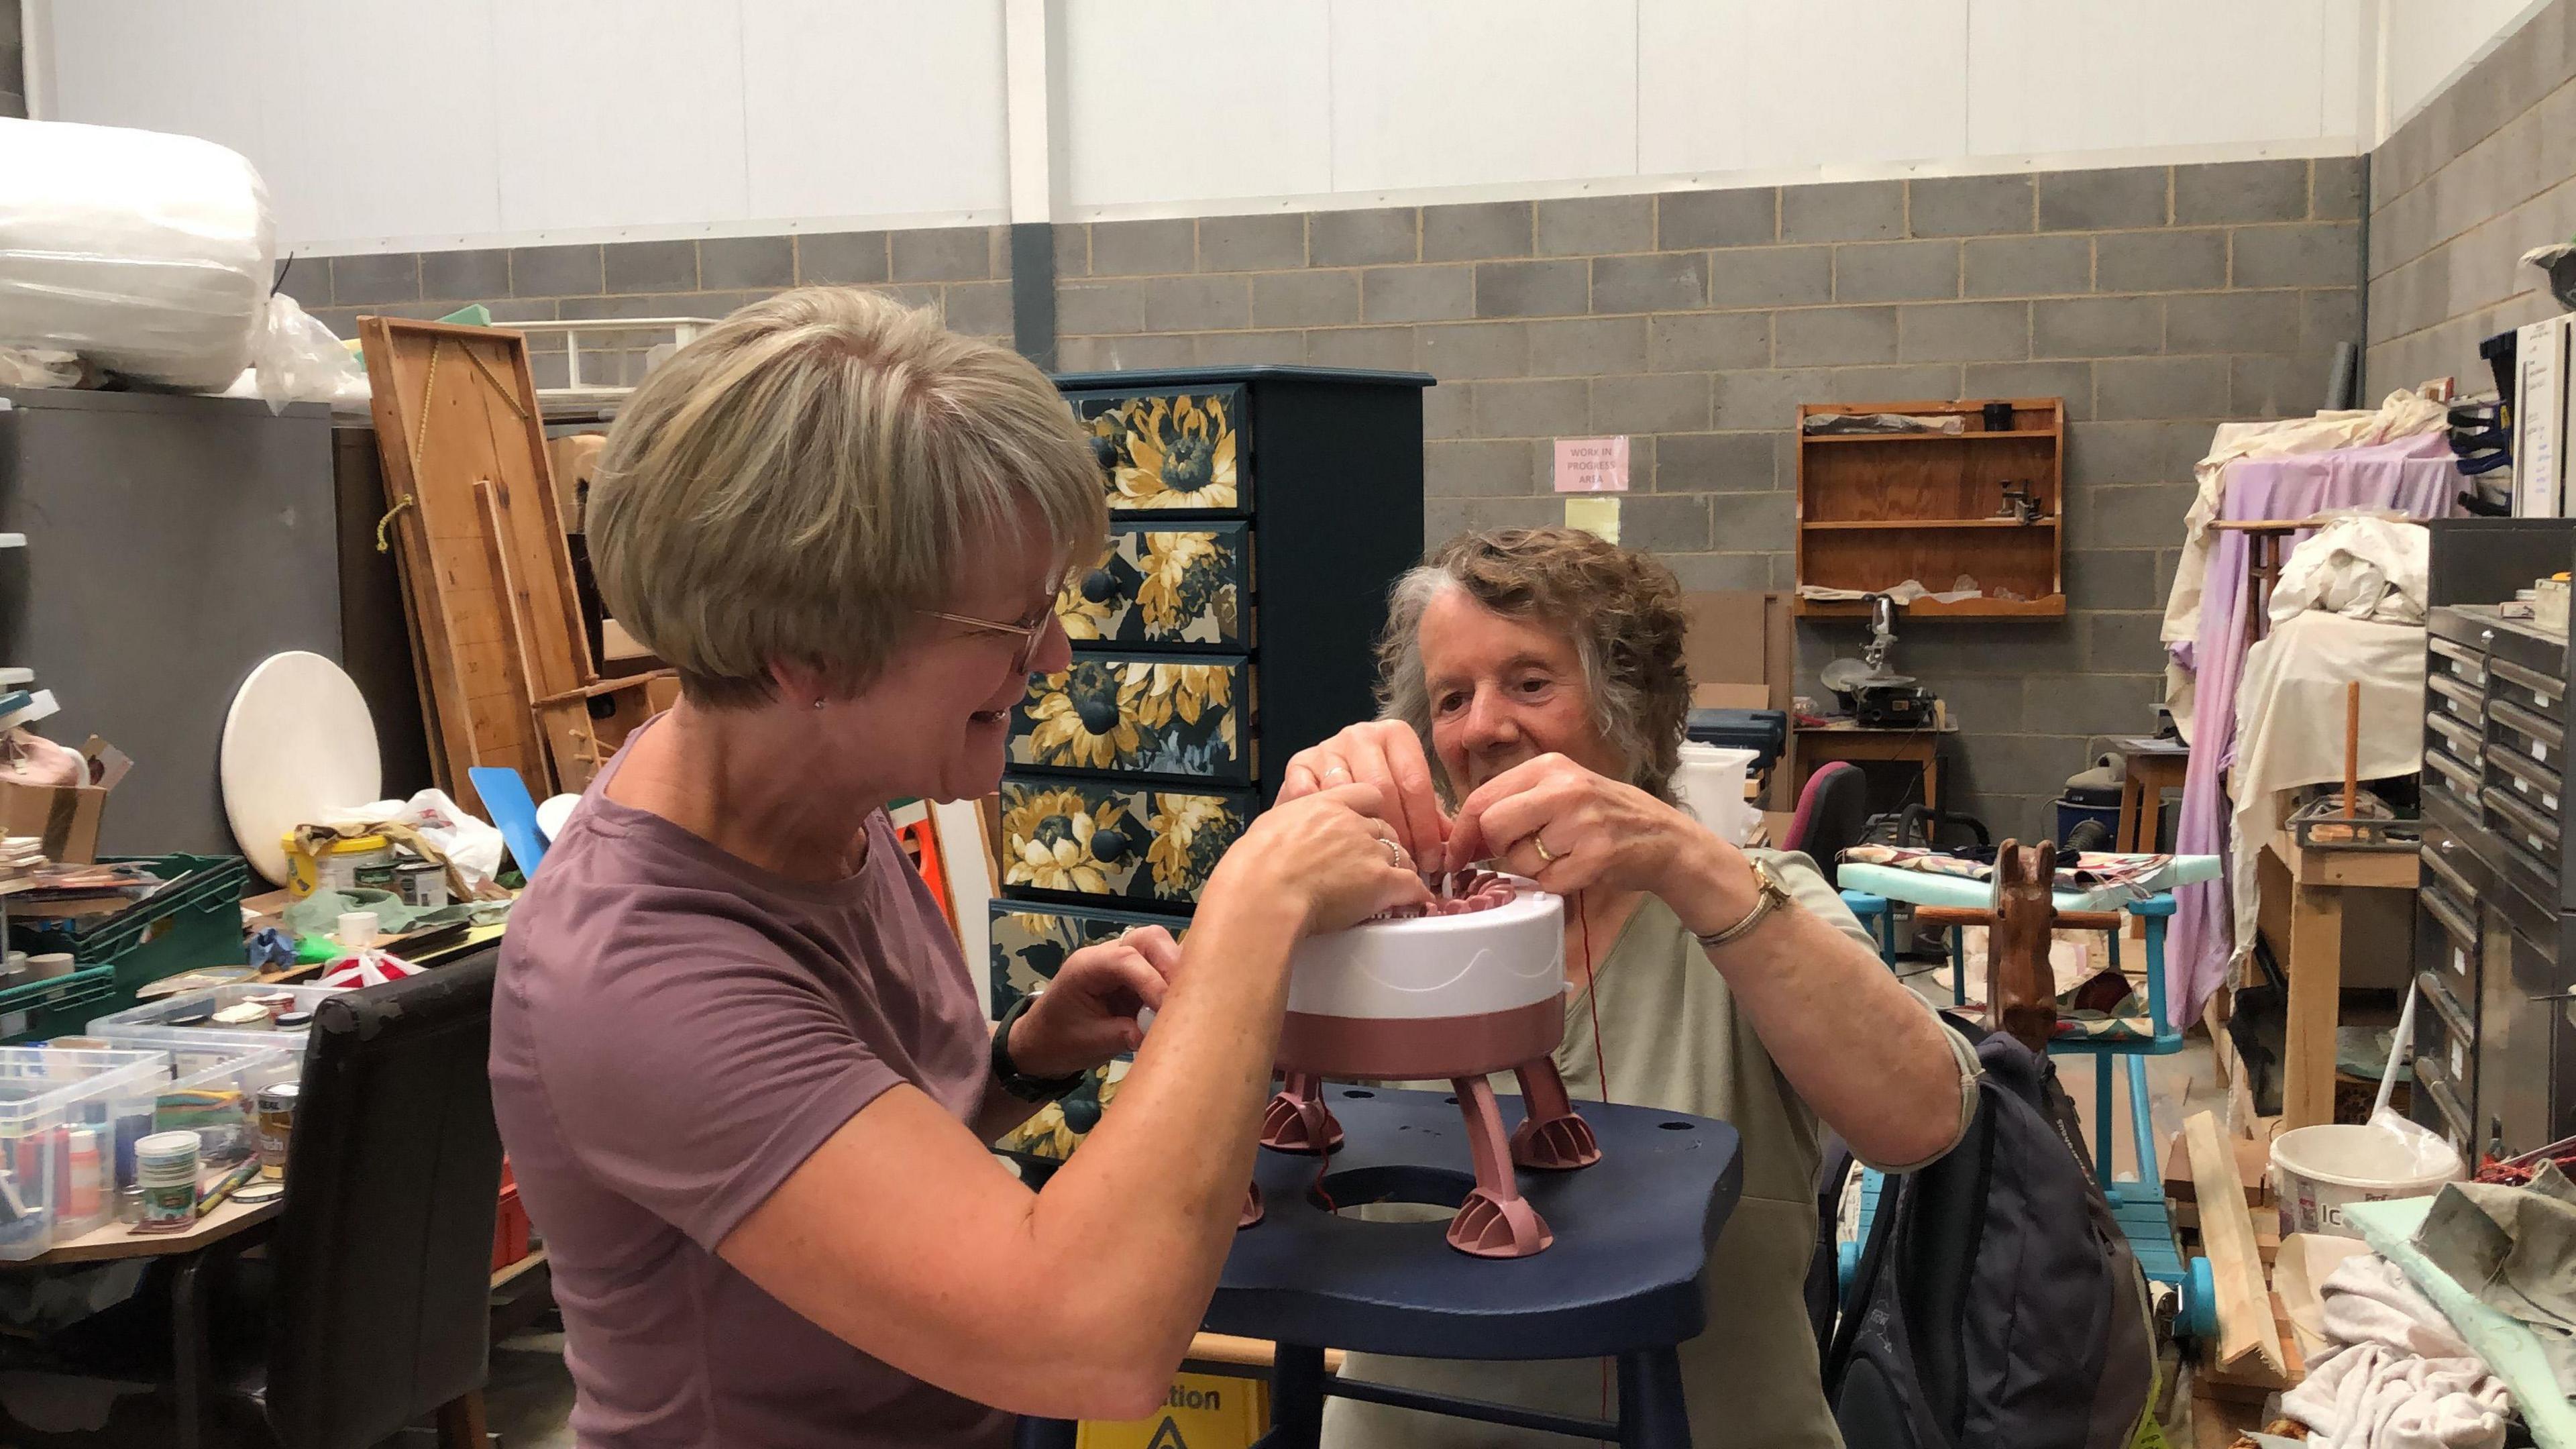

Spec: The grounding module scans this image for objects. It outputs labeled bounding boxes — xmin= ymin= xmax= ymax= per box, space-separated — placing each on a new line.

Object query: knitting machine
xmin=1244 ymin=871 xmax=1599 ymax=1258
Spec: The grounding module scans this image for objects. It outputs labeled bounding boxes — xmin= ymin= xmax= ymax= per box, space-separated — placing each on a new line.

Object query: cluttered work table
xmin=2260 ymin=826 xmax=2420 ymax=1132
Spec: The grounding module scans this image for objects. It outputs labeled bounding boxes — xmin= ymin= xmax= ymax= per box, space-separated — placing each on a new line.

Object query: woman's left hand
xmin=1446 ymin=753 xmax=1735 ymax=908
xmin=1009 ymin=926 xmax=1183 ymax=1079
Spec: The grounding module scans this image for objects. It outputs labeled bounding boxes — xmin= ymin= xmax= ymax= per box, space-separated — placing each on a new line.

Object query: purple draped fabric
xmin=2169 ymin=432 xmax=2459 ymax=1025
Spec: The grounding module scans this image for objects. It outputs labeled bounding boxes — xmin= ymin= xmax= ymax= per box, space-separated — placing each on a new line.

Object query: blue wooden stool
xmin=1199 ymin=1084 xmax=1741 ymax=1448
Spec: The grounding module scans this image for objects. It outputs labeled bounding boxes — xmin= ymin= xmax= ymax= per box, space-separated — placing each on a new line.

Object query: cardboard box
xmin=0 ymin=737 xmax=129 ymax=864
xmin=1680 ymin=591 xmax=1793 ymax=712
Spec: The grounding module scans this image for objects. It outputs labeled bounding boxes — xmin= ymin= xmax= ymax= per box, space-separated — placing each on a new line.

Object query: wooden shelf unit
xmin=1794 ymin=398 xmax=2068 ymax=620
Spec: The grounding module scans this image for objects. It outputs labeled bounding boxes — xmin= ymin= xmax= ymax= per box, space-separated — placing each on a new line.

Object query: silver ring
xmin=1379 ymin=837 xmax=1403 ymax=865
xmin=1323 ymin=764 xmax=1350 ymax=779
xmin=1532 ymin=835 xmax=1559 ymax=865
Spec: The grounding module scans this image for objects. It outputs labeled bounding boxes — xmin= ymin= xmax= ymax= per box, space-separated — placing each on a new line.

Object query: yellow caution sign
xmin=1078 ymin=1371 xmax=1269 ymax=1449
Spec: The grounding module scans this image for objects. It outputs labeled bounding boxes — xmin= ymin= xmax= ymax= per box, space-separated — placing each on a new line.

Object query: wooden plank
xmin=2 ymin=1198 xmax=281 ymax=1267
xmin=360 ymin=320 xmax=592 ymax=818
xmin=2186 ymin=1110 xmax=2286 ymax=1376
xmin=2283 ymin=879 xmax=2344 ymax=1131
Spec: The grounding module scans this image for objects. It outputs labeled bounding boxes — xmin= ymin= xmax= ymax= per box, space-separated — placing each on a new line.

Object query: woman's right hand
xmin=1207 ymin=782 xmax=1432 ymax=935
xmin=1277 ymin=720 xmax=1450 ymax=864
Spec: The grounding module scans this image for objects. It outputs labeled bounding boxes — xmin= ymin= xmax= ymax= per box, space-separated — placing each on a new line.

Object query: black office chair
xmin=7 ymin=952 xmax=505 ymax=1449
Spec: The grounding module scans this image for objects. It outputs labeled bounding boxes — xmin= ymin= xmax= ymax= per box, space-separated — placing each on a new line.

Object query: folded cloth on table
xmin=2412 ymin=1161 xmax=2576 ymax=1394
xmin=1837 ymin=846 xmax=2174 ymax=894
xmin=2283 ymin=1254 xmax=2511 ymax=1449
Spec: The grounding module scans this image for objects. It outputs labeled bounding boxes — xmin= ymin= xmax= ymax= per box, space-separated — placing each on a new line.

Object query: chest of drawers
xmin=987 ymin=366 xmax=1433 ymax=1036
xmin=2412 ymin=521 xmax=2576 ymax=1161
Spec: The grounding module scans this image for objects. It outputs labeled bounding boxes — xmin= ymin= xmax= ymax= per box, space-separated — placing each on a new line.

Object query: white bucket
xmin=2269 ymin=1120 xmax=2463 ymax=1238
xmin=1676 ymin=744 xmax=1758 ymax=845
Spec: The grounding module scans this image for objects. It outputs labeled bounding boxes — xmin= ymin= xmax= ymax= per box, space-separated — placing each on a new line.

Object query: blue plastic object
xmin=468 ymin=767 xmax=549 ymax=879
xmin=2178 ymin=1256 xmax=2219 ymax=1338
xmin=1839 ymin=890 xmax=1894 ymax=965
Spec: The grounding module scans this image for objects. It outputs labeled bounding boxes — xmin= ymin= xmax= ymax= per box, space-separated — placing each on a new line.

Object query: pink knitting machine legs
xmin=1509 ymin=1057 xmax=1603 ymax=1171
xmin=1259 ymin=1072 xmax=1344 ymax=1154
xmin=1240 ymin=1182 xmax=1264 ymax=1230
xmin=1446 ymin=1074 xmax=1554 ymax=1258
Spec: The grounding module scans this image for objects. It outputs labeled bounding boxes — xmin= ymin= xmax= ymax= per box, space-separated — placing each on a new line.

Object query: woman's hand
xmin=1277 ymin=721 xmax=1451 ymax=864
xmin=1448 ymin=753 xmax=1758 ymax=928
xmin=1009 ymin=926 xmax=1183 ymax=1079
xmin=1205 ymin=782 xmax=1433 ymax=936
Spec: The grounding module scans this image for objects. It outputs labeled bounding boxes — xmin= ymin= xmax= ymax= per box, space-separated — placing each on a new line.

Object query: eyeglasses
xmin=917 ymin=608 xmax=1057 ymax=678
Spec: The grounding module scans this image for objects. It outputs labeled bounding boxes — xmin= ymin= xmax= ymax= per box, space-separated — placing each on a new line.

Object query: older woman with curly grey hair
xmin=1282 ymin=527 xmax=1977 ymax=1449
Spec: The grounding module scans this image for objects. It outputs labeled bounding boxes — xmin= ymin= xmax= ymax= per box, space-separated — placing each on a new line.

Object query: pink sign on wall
xmin=1553 ymin=435 xmax=1631 ymax=493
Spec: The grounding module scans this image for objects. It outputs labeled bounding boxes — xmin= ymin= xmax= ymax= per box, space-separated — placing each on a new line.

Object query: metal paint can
xmin=255 ymin=1084 xmax=299 ymax=1179
xmin=394 ymin=861 xmax=449 ymax=908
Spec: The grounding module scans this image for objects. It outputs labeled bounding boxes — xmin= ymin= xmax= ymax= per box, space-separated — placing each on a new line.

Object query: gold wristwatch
xmin=1692 ymin=857 xmax=1795 ymax=951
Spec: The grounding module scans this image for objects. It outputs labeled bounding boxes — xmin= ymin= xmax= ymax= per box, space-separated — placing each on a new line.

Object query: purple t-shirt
xmin=490 ymin=743 xmax=1004 ymax=1448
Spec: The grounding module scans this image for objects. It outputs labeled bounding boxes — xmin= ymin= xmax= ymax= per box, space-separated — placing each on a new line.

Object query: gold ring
xmin=1532 ymin=835 xmax=1559 ymax=864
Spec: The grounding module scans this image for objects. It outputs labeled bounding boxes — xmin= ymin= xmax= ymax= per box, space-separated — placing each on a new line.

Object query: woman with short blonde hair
xmin=1287 ymin=527 xmax=1978 ymax=1449
xmin=492 ymin=288 xmax=1431 ymax=1447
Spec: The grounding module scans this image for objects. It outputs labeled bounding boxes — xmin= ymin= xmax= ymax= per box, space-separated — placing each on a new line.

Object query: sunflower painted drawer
xmin=994 ymin=1057 xmax=1127 ymax=1167
xmin=1069 ymin=386 xmax=1251 ymax=515
xmin=1011 ymin=653 xmax=1255 ymax=784
xmin=1058 ymin=523 xmax=1251 ymax=647
xmin=997 ymin=780 xmax=1252 ymax=904
xmin=987 ymin=899 xmax=1189 ymax=1021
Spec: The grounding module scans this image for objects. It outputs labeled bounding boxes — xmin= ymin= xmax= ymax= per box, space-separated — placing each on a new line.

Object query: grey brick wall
xmin=2366 ymin=0 xmax=2576 ymax=394
xmin=299 ymin=230 xmax=1014 ymax=392
xmin=1 ymin=1 xmax=25 ymax=120
xmin=311 ymin=158 xmax=2360 ymax=837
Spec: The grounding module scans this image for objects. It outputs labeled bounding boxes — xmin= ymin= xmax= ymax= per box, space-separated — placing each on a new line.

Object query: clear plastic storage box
xmin=0 ymin=1047 xmax=174 ymax=1256
xmin=85 ymin=984 xmax=348 ymax=1058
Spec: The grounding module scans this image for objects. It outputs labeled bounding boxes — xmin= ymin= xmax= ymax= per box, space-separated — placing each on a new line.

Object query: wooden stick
xmin=2186 ymin=1110 xmax=2287 ymax=1375
xmin=2343 ymin=680 xmax=2361 ymax=819
xmin=1914 ymin=906 xmax=2123 ymax=932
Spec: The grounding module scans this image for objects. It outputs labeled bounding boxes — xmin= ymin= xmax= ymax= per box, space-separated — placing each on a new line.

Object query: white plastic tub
xmin=1676 ymin=743 xmax=1758 ymax=845
xmin=2271 ymin=1121 xmax=2463 ymax=1238
xmin=87 ymin=983 xmax=347 ymax=1057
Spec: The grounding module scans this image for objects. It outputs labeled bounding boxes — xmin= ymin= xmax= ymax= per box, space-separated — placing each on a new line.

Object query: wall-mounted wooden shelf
xmin=1803 ymin=428 xmax=2057 ymax=443
xmin=1802 ymin=518 xmax=2059 ymax=532
xmin=1796 ymin=595 xmax=2068 ymax=619
xmin=1794 ymin=397 xmax=2067 ymax=622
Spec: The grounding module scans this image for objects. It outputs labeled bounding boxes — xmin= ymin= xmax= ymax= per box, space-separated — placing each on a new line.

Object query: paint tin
xmin=134 ymin=1132 xmax=199 ymax=1232
xmin=394 ymin=861 xmax=449 ymax=908
xmin=274 ymin=1011 xmax=312 ymax=1032
xmin=256 ymin=1084 xmax=298 ymax=1179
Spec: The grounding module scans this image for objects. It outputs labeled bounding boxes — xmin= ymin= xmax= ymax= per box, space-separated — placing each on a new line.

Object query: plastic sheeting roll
xmin=0 ymin=118 xmax=274 ymax=390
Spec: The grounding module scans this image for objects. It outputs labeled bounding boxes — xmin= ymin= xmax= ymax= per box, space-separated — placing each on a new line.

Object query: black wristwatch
xmin=991 ymin=991 xmax=1087 ymax=1104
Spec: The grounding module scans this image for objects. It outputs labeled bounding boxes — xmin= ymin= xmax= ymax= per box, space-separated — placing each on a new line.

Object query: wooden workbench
xmin=1796 ymin=718 xmax=1958 ymax=808
xmin=1 ymin=1196 xmax=279 ymax=1268
xmin=2262 ymin=828 xmax=2419 ymax=1130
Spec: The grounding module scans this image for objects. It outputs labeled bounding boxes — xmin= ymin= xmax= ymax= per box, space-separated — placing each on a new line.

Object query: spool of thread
xmin=134 ymin=1132 xmax=199 ymax=1232
xmin=336 ymin=912 xmax=379 ymax=951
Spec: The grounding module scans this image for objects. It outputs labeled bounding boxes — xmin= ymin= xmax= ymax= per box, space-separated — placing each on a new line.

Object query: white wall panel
xmin=50 ymin=1 xmax=270 ymax=168
xmin=1968 ymin=0 xmax=2337 ymax=156
xmin=490 ymin=1 xmax=748 ymax=233
xmin=1641 ymin=0 xmax=1967 ymax=175
xmin=741 ymin=0 xmax=1009 ymax=220
xmin=1328 ymin=0 xmax=1637 ymax=193
xmin=2383 ymin=0 xmax=2546 ymax=131
xmin=258 ymin=0 xmax=504 ymax=249
xmin=1062 ymin=0 xmax=1329 ymax=207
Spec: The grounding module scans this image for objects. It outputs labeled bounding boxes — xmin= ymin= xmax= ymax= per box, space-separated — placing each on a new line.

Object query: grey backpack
xmin=1821 ymin=1024 xmax=2157 ymax=1449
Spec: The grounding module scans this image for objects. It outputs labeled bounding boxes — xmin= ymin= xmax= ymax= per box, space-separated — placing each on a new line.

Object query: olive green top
xmin=1320 ymin=851 xmax=1969 ymax=1449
